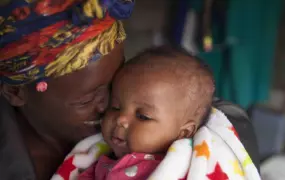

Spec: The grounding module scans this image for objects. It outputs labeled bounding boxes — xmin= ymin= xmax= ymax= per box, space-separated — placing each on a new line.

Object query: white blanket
xmin=52 ymin=108 xmax=261 ymax=180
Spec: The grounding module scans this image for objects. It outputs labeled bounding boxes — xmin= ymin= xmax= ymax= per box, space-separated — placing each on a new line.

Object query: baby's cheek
xmin=101 ymin=114 xmax=115 ymax=140
xmin=128 ymin=127 xmax=171 ymax=154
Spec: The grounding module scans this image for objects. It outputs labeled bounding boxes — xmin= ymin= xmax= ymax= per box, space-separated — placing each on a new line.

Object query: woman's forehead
xmin=47 ymin=47 xmax=125 ymax=99
xmin=46 ymin=63 xmax=107 ymax=98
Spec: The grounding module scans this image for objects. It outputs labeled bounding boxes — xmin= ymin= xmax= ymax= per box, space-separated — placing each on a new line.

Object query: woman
xmin=0 ymin=0 xmax=258 ymax=179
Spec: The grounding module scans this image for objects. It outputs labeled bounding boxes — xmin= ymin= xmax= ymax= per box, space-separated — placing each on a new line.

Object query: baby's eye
xmin=136 ymin=112 xmax=151 ymax=121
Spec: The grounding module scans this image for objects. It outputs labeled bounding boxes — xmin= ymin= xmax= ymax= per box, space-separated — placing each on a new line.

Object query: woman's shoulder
xmin=0 ymin=97 xmax=36 ymax=180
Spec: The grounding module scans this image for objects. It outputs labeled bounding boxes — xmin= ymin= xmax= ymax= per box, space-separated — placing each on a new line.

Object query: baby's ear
xmin=177 ymin=120 xmax=197 ymax=139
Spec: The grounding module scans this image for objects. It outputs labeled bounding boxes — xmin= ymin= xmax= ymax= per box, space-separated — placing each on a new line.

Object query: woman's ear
xmin=1 ymin=84 xmax=26 ymax=106
xmin=177 ymin=120 xmax=197 ymax=139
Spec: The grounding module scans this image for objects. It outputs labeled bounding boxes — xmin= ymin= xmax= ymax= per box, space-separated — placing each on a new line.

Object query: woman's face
xmin=19 ymin=44 xmax=125 ymax=143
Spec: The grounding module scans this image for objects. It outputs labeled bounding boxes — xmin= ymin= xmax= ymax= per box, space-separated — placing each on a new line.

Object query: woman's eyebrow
xmin=69 ymin=84 xmax=107 ymax=103
xmin=81 ymin=84 xmax=109 ymax=95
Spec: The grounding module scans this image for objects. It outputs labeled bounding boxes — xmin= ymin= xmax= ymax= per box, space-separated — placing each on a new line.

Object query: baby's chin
xmin=110 ymin=142 xmax=170 ymax=159
xmin=112 ymin=147 xmax=132 ymax=159
xmin=113 ymin=149 xmax=130 ymax=159
xmin=113 ymin=149 xmax=166 ymax=159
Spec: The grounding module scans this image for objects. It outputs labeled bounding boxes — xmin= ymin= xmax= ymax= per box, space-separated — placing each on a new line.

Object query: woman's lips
xmin=83 ymin=120 xmax=101 ymax=126
xmin=83 ymin=114 xmax=103 ymax=127
xmin=111 ymin=136 xmax=127 ymax=147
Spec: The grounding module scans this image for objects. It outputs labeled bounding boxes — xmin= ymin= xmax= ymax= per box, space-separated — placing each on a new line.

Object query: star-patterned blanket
xmin=51 ymin=108 xmax=261 ymax=180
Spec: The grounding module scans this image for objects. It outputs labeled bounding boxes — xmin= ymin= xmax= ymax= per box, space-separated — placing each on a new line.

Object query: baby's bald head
xmin=123 ymin=46 xmax=215 ymax=126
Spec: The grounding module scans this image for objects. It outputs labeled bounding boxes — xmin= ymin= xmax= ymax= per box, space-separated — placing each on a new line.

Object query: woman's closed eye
xmin=74 ymin=94 xmax=95 ymax=106
xmin=82 ymin=97 xmax=95 ymax=105
xmin=73 ymin=85 xmax=109 ymax=107
xmin=73 ymin=93 xmax=103 ymax=107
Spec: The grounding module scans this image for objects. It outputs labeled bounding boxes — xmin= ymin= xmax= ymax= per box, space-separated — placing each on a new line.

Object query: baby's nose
xmin=116 ymin=115 xmax=130 ymax=129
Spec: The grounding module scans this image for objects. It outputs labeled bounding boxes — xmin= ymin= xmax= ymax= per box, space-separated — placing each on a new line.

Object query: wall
xmin=270 ymin=10 xmax=285 ymax=110
xmin=124 ymin=0 xmax=169 ymax=59
xmin=273 ymin=11 xmax=285 ymax=90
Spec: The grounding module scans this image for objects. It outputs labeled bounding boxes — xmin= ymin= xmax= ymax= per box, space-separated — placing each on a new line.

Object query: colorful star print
xmin=211 ymin=108 xmax=217 ymax=114
xmin=168 ymin=146 xmax=176 ymax=152
xmin=194 ymin=141 xmax=210 ymax=160
xmin=56 ymin=156 xmax=76 ymax=180
xmin=229 ymin=126 xmax=240 ymax=139
xmin=242 ymin=153 xmax=253 ymax=167
xmin=179 ymin=172 xmax=188 ymax=180
xmin=231 ymin=160 xmax=244 ymax=176
xmin=207 ymin=163 xmax=229 ymax=180
xmin=189 ymin=139 xmax=193 ymax=147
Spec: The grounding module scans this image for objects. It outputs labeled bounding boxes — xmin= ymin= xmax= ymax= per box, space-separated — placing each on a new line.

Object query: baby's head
xmin=102 ymin=46 xmax=215 ymax=158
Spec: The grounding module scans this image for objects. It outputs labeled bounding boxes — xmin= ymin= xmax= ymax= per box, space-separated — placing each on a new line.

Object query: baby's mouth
xmin=111 ymin=136 xmax=127 ymax=147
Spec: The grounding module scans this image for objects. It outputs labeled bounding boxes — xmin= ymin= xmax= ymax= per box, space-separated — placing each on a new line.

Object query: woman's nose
xmin=96 ymin=94 xmax=109 ymax=113
xmin=97 ymin=102 xmax=107 ymax=113
xmin=116 ymin=114 xmax=130 ymax=129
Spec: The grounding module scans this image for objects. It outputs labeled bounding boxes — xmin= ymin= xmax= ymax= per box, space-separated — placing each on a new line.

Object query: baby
xmin=79 ymin=46 xmax=215 ymax=179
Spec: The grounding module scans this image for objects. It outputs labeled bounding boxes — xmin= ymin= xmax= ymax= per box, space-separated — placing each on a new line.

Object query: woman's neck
xmin=15 ymin=110 xmax=72 ymax=180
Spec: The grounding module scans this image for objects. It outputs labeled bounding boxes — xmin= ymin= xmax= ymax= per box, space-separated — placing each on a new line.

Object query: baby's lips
xmin=111 ymin=136 xmax=127 ymax=147
xmin=112 ymin=126 xmax=127 ymax=140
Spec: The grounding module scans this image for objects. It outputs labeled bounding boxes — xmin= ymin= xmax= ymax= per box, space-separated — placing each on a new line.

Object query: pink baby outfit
xmin=78 ymin=153 xmax=163 ymax=180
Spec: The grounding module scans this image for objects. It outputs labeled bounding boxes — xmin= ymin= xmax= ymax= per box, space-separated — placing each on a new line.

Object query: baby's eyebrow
xmin=133 ymin=101 xmax=156 ymax=110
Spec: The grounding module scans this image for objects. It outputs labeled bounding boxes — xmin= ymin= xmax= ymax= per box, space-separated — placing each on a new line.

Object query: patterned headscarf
xmin=0 ymin=0 xmax=134 ymax=87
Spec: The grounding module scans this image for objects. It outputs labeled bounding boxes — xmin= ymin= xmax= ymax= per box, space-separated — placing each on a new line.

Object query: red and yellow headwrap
xmin=0 ymin=0 xmax=134 ymax=86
